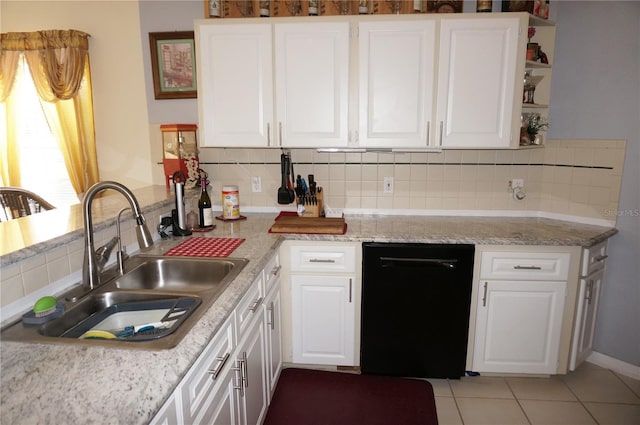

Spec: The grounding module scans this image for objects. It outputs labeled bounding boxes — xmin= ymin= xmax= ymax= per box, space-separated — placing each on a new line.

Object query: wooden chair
xmin=0 ymin=187 xmax=55 ymax=221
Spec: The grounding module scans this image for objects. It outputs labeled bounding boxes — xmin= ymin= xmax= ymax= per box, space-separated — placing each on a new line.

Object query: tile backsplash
xmin=195 ymin=139 xmax=626 ymax=225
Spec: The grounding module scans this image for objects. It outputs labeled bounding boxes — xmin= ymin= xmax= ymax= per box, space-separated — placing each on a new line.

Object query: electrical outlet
xmin=383 ymin=177 xmax=394 ymax=194
xmin=251 ymin=176 xmax=262 ymax=193
xmin=510 ymin=178 xmax=524 ymax=189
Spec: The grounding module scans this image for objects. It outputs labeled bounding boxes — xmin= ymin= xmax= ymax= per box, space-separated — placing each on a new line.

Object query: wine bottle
xmin=198 ymin=177 xmax=214 ymax=228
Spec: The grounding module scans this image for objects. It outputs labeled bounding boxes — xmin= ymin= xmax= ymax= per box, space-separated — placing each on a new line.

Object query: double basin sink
xmin=1 ymin=255 xmax=248 ymax=349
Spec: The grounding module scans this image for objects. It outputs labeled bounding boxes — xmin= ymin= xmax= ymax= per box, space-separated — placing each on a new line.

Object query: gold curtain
xmin=0 ymin=30 xmax=99 ymax=194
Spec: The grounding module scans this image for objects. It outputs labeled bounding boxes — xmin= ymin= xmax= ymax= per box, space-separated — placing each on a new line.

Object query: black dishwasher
xmin=361 ymin=242 xmax=474 ymax=379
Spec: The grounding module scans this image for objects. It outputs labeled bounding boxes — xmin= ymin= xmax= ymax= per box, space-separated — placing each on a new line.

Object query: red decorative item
xmin=161 ymin=124 xmax=199 ymax=188
xmin=164 ymin=237 xmax=245 ymax=257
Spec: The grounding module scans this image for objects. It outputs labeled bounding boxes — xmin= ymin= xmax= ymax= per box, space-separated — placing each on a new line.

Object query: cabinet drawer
xmin=181 ymin=313 xmax=235 ymax=424
xmin=581 ymin=240 xmax=608 ymax=276
xmin=236 ymin=275 xmax=264 ymax=337
xmin=480 ymin=251 xmax=570 ymax=281
xmin=290 ymin=245 xmax=356 ymax=273
xmin=264 ymin=252 xmax=281 ymax=295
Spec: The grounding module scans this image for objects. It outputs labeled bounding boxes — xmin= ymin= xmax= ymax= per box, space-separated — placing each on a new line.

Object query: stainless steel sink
xmin=114 ymin=256 xmax=239 ymax=292
xmin=1 ymin=255 xmax=248 ymax=349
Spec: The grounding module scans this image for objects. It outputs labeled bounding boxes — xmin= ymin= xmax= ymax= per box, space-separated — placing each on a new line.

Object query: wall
xmin=550 ymin=2 xmax=639 ymax=367
xmin=1 ymin=1 xmax=154 ymax=189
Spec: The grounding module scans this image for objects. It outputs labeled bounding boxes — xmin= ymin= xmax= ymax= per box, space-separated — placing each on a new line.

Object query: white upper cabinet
xmin=275 ymin=22 xmax=350 ymax=148
xmin=358 ymin=20 xmax=436 ymax=149
xmin=436 ymin=17 xmax=520 ymax=148
xmin=197 ymin=23 xmax=274 ymax=147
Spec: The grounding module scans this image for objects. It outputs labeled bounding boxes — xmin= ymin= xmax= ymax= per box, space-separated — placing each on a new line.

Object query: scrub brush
xmin=33 ymin=296 xmax=57 ymax=317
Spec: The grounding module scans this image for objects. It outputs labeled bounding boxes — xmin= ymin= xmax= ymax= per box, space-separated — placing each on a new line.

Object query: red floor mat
xmin=163 ymin=237 xmax=244 ymax=257
xmin=263 ymin=368 xmax=438 ymax=425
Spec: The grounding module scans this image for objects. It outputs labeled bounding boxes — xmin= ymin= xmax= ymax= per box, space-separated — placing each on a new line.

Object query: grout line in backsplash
xmin=196 ymin=161 xmax=614 ymax=170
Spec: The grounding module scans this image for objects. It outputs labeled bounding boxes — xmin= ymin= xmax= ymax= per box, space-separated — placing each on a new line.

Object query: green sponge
xmin=33 ymin=296 xmax=57 ymax=317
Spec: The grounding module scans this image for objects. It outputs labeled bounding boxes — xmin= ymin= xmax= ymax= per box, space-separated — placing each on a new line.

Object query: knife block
xmin=296 ymin=190 xmax=324 ymax=218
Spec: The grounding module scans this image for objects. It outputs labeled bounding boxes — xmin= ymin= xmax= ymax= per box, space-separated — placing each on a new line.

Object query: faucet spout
xmin=82 ymin=181 xmax=154 ymax=290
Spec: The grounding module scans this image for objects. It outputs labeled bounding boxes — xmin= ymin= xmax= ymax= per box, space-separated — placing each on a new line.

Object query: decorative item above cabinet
xmin=204 ymin=0 xmax=465 ymax=19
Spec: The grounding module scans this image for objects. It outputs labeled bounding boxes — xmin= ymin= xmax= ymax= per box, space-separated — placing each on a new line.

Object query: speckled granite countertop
xmin=0 ymin=194 xmax=618 ymax=424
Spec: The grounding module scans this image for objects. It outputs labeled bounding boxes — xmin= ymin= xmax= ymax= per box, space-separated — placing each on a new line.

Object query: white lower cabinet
xmin=291 ymin=274 xmax=355 ymax=365
xmin=569 ymin=240 xmax=608 ymax=371
xmin=473 ymin=280 xmax=566 ymax=374
xmin=288 ymin=242 xmax=359 ymax=366
xmin=472 ymin=249 xmax=571 ymax=375
xmin=235 ymin=310 xmax=269 ymax=425
xmin=150 ymin=252 xmax=282 ymax=425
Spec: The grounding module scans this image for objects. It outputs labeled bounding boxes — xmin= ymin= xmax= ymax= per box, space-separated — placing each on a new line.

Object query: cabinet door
xmin=358 ymin=20 xmax=436 ymax=149
xmin=569 ymin=269 xmax=604 ymax=371
xmin=436 ymin=18 xmax=520 ymax=148
xmin=149 ymin=392 xmax=182 ymax=425
xmin=264 ymin=285 xmax=282 ymax=399
xmin=192 ymin=367 xmax=241 ymax=425
xmin=291 ymin=274 xmax=355 ymax=365
xmin=473 ymin=280 xmax=566 ymax=374
xmin=274 ymin=22 xmax=349 ymax=148
xmin=237 ymin=314 xmax=268 ymax=425
xmin=197 ymin=23 xmax=274 ymax=147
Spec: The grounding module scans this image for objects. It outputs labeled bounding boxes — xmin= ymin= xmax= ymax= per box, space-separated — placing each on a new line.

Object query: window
xmin=2 ymin=57 xmax=78 ymax=207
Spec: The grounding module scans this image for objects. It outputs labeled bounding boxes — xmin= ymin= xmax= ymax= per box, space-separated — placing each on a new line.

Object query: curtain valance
xmin=0 ymin=30 xmax=91 ymax=101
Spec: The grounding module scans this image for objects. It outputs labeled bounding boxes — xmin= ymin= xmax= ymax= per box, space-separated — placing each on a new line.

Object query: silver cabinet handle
xmin=240 ymin=351 xmax=248 ymax=389
xmin=348 ymin=278 xmax=353 ymax=303
xmin=278 ymin=122 xmax=283 ymax=146
xmin=270 ymin=264 xmax=282 ymax=277
xmin=309 ymin=258 xmax=336 ymax=263
xmin=439 ymin=121 xmax=443 ymax=146
xmin=249 ymin=296 xmax=264 ymax=313
xmin=232 ymin=358 xmax=244 ymax=396
xmin=482 ymin=282 xmax=488 ymax=307
xmin=267 ymin=122 xmax=271 ymax=146
xmin=267 ymin=302 xmax=275 ymax=330
xmin=586 ymin=279 xmax=594 ymax=305
xmin=513 ymin=265 xmax=542 ymax=270
xmin=594 ymin=254 xmax=608 ymax=263
xmin=426 ymin=121 xmax=430 ymax=145
xmin=207 ymin=352 xmax=230 ymax=380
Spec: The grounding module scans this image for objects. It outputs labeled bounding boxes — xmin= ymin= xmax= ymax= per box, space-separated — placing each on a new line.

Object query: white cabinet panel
xmin=236 ymin=313 xmax=268 ymax=425
xmin=436 ymin=18 xmax=520 ymax=148
xmin=570 ymin=268 xmax=604 ymax=371
xmin=275 ymin=22 xmax=350 ymax=147
xmin=358 ymin=20 xmax=436 ymax=148
xmin=480 ymin=251 xmax=571 ymax=281
xmin=473 ymin=280 xmax=566 ymax=374
xmin=291 ymin=275 xmax=355 ymax=365
xmin=197 ymin=24 xmax=274 ymax=147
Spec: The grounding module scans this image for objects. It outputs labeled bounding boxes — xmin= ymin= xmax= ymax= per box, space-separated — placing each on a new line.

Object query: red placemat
xmin=164 ymin=237 xmax=245 ymax=258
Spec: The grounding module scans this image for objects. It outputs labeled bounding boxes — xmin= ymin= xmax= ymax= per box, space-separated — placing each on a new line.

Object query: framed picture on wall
xmin=149 ymin=31 xmax=197 ymax=99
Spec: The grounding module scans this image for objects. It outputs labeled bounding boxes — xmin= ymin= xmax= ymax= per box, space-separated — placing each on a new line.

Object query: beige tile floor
xmin=429 ymin=362 xmax=640 ymax=425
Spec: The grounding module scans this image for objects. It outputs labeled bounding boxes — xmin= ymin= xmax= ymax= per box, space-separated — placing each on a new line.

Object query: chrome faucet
xmin=82 ymin=181 xmax=154 ymax=290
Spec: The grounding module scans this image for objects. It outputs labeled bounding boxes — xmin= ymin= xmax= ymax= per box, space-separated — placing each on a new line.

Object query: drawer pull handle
xmin=208 ymin=352 xmax=230 ymax=380
xmin=482 ymin=282 xmax=488 ymax=307
xmin=270 ymin=265 xmax=282 ymax=276
xmin=267 ymin=302 xmax=275 ymax=330
xmin=267 ymin=122 xmax=271 ymax=146
xmin=232 ymin=357 xmax=245 ymax=396
xmin=278 ymin=122 xmax=283 ymax=146
xmin=309 ymin=258 xmax=336 ymax=263
xmin=249 ymin=296 xmax=264 ymax=313
xmin=513 ymin=265 xmax=542 ymax=270
xmin=586 ymin=280 xmax=594 ymax=304
xmin=349 ymin=278 xmax=353 ymax=303
xmin=594 ymin=255 xmax=608 ymax=262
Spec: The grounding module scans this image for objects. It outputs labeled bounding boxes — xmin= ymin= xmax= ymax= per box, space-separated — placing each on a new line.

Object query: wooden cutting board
xmin=269 ymin=216 xmax=346 ymax=234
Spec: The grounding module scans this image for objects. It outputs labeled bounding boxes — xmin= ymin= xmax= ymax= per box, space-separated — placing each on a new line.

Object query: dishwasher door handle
xmin=379 ymin=257 xmax=458 ymax=269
